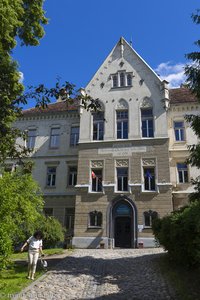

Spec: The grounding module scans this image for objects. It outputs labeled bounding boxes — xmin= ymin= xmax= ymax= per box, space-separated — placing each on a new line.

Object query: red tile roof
xmin=22 ymin=100 xmax=79 ymax=116
xmin=169 ymin=88 xmax=198 ymax=104
xmin=22 ymin=88 xmax=199 ymax=116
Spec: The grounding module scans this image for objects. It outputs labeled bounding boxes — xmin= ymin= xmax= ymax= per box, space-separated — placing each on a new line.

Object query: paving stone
xmin=16 ymin=249 xmax=176 ymax=300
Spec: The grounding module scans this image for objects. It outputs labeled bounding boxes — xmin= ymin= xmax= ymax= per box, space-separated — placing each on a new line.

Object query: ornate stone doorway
xmin=110 ymin=197 xmax=137 ymax=248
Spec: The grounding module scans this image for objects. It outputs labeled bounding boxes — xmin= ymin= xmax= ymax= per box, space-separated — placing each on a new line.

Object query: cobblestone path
xmin=17 ymin=249 xmax=176 ymax=300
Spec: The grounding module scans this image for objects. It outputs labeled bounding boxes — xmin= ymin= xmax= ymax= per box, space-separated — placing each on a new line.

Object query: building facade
xmin=12 ymin=38 xmax=200 ymax=248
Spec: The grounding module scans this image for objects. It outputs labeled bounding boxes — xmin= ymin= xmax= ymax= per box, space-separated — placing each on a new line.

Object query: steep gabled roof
xmin=169 ymin=88 xmax=198 ymax=104
xmin=86 ymin=36 xmax=162 ymax=89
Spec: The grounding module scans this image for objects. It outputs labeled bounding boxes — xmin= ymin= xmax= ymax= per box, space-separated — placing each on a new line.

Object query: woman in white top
xmin=21 ymin=230 xmax=44 ymax=280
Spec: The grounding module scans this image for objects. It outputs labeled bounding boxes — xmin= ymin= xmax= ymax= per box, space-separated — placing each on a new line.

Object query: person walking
xmin=21 ymin=230 xmax=44 ymax=280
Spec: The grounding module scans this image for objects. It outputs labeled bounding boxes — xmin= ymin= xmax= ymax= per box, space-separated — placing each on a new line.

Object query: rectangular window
xmin=177 ymin=163 xmax=188 ymax=183
xmin=46 ymin=167 xmax=56 ymax=187
xmin=144 ymin=167 xmax=155 ymax=191
xmin=93 ymin=112 xmax=104 ymax=140
xmin=144 ymin=211 xmax=158 ymax=227
xmin=65 ymin=208 xmax=75 ymax=233
xmin=50 ymin=127 xmax=60 ymax=148
xmin=70 ymin=126 xmax=79 ymax=146
xmin=68 ymin=166 xmax=77 ymax=186
xmin=91 ymin=169 xmax=103 ymax=192
xmin=117 ymin=111 xmax=128 ymax=139
xmin=27 ymin=129 xmax=36 ymax=149
xmin=117 ymin=167 xmax=128 ymax=191
xmin=43 ymin=208 xmax=53 ymax=217
xmin=174 ymin=121 xmax=185 ymax=141
xmin=141 ymin=109 xmax=154 ymax=138
xmin=89 ymin=211 xmax=102 ymax=227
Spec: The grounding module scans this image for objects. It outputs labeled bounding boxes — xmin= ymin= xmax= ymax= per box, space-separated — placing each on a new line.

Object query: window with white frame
xmin=117 ymin=110 xmax=128 ymax=139
xmin=174 ymin=121 xmax=185 ymax=141
xmin=127 ymin=74 xmax=132 ymax=86
xmin=46 ymin=166 xmax=57 ymax=187
xmin=177 ymin=163 xmax=188 ymax=183
xmin=112 ymin=72 xmax=133 ymax=88
xmin=27 ymin=129 xmax=36 ymax=149
xmin=117 ymin=167 xmax=128 ymax=191
xmin=141 ymin=108 xmax=154 ymax=138
xmin=89 ymin=211 xmax=102 ymax=227
xmin=70 ymin=126 xmax=79 ymax=146
xmin=144 ymin=210 xmax=158 ymax=227
xmin=143 ymin=167 xmax=156 ymax=191
xmin=50 ymin=127 xmax=60 ymax=148
xmin=68 ymin=166 xmax=77 ymax=186
xmin=91 ymin=169 xmax=103 ymax=192
xmin=93 ymin=112 xmax=104 ymax=140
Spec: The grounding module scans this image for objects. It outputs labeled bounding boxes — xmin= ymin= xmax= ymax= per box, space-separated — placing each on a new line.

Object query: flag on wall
xmin=91 ymin=170 xmax=96 ymax=179
xmin=145 ymin=170 xmax=153 ymax=179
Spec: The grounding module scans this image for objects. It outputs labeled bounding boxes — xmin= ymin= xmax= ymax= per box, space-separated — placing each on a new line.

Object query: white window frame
xmin=91 ymin=168 xmax=103 ymax=192
xmin=174 ymin=120 xmax=185 ymax=142
xmin=177 ymin=163 xmax=188 ymax=183
xmin=46 ymin=166 xmax=57 ymax=187
xmin=141 ymin=108 xmax=154 ymax=138
xmin=70 ymin=126 xmax=79 ymax=146
xmin=116 ymin=110 xmax=128 ymax=139
xmin=68 ymin=166 xmax=77 ymax=186
xmin=27 ymin=128 xmax=37 ymax=149
xmin=50 ymin=127 xmax=60 ymax=148
xmin=111 ymin=72 xmax=133 ymax=88
xmin=93 ymin=112 xmax=104 ymax=141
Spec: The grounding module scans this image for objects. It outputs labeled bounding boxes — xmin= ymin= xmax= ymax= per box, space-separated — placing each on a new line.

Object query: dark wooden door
xmin=115 ymin=216 xmax=131 ymax=248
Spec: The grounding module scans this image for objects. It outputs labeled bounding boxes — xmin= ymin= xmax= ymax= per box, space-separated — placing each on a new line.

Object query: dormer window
xmin=111 ymin=72 xmax=133 ymax=88
xmin=120 ymin=73 xmax=125 ymax=86
xmin=127 ymin=74 xmax=132 ymax=86
xmin=113 ymin=75 xmax=118 ymax=88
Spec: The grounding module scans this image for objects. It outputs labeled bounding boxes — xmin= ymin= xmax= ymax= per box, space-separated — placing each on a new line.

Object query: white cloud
xmin=19 ymin=71 xmax=24 ymax=83
xmin=155 ymin=61 xmax=186 ymax=88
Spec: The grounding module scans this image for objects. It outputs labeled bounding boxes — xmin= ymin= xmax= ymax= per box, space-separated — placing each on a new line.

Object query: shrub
xmin=37 ymin=216 xmax=65 ymax=248
xmin=152 ymin=201 xmax=200 ymax=267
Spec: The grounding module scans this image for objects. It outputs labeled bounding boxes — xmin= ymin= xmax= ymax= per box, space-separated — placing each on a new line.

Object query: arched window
xmin=143 ymin=210 xmax=158 ymax=227
xmin=127 ymin=74 xmax=132 ymax=86
xmin=89 ymin=211 xmax=102 ymax=227
xmin=120 ymin=73 xmax=125 ymax=87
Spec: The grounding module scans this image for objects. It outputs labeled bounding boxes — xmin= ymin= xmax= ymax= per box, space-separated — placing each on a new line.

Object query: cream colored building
xmin=12 ymin=38 xmax=200 ymax=248
xmin=168 ymin=88 xmax=200 ymax=210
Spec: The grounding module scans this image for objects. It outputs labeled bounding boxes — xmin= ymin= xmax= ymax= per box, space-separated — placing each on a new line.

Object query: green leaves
xmin=0 ymin=172 xmax=44 ymax=268
xmin=0 ymin=0 xmax=47 ymax=163
xmin=184 ymin=9 xmax=200 ymax=202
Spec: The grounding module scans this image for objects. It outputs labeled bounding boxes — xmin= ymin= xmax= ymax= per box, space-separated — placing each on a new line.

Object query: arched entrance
xmin=110 ymin=197 xmax=137 ymax=248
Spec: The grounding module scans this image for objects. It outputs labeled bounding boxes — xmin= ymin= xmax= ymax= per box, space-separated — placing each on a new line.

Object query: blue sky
xmin=13 ymin=0 xmax=199 ymax=107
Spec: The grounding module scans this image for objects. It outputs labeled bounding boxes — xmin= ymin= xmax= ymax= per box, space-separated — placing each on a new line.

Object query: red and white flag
xmin=91 ymin=171 xmax=96 ymax=179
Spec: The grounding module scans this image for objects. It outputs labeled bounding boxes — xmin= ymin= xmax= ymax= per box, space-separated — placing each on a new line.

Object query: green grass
xmin=11 ymin=247 xmax=65 ymax=260
xmin=0 ymin=263 xmax=44 ymax=300
xmin=157 ymin=253 xmax=200 ymax=300
xmin=0 ymin=248 xmax=67 ymax=300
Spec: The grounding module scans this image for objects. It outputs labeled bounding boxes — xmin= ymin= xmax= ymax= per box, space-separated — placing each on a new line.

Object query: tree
xmin=0 ymin=1 xmax=100 ymax=164
xmin=0 ymin=169 xmax=44 ymax=268
xmin=0 ymin=0 xmax=48 ymax=163
xmin=185 ymin=9 xmax=200 ymax=202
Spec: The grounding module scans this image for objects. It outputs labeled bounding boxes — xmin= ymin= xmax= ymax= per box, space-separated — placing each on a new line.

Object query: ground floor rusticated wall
xmin=72 ymin=188 xmax=173 ymax=249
